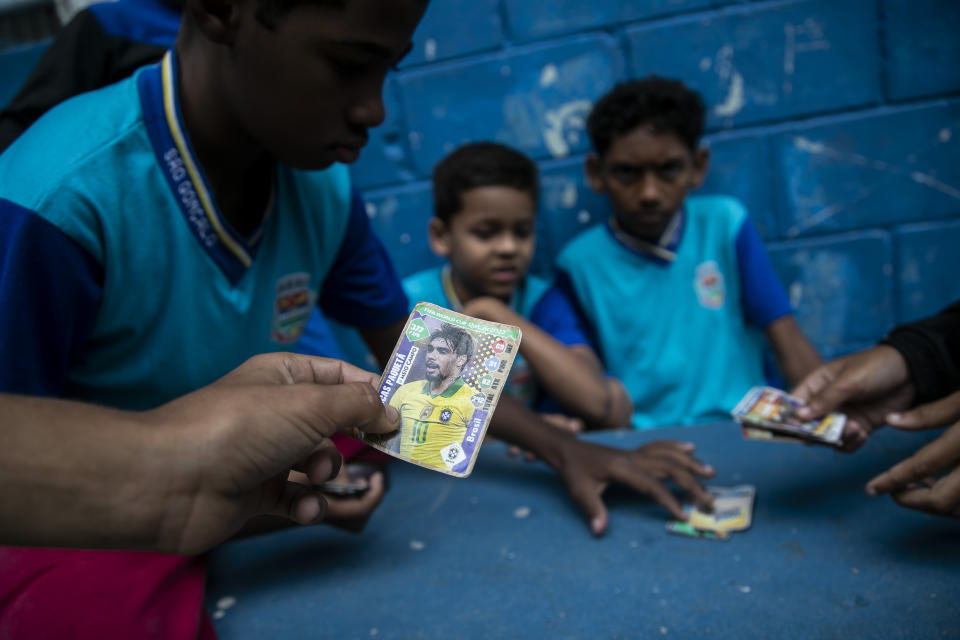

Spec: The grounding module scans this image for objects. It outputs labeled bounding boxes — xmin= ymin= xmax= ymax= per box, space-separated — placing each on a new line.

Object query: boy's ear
xmin=185 ymin=0 xmax=243 ymax=44
xmin=427 ymin=217 xmax=451 ymax=257
xmin=690 ymin=146 xmax=710 ymax=189
xmin=585 ymin=153 xmax=606 ymax=194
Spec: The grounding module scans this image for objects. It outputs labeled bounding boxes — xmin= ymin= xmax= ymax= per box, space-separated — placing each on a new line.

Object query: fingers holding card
xmin=733 ymin=386 xmax=846 ymax=446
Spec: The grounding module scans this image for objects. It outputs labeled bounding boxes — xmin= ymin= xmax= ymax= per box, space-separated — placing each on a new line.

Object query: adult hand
xmin=864 ymin=390 xmax=960 ymax=518
xmin=150 ymin=353 xmax=400 ymax=555
xmin=792 ymin=345 xmax=916 ymax=451
xmin=554 ymin=438 xmax=715 ymax=536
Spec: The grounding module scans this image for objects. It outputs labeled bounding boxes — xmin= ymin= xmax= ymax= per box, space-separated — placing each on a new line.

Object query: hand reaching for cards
xmin=508 ymin=413 xmax=584 ymax=461
xmin=864 ymin=391 xmax=960 ymax=518
xmin=792 ymin=345 xmax=916 ymax=451
xmin=149 ymin=353 xmax=400 ymax=555
xmin=554 ymin=438 xmax=715 ymax=535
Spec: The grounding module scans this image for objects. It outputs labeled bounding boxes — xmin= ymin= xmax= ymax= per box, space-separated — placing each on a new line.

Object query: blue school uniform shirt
xmin=554 ymin=195 xmax=792 ymax=430
xmin=0 ymin=51 xmax=407 ymax=409
xmin=402 ymin=264 xmax=590 ymax=407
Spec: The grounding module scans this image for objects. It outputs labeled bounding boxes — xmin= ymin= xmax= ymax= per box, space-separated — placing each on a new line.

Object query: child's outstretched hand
xmin=554 ymin=437 xmax=715 ymax=535
xmin=508 ymin=413 xmax=584 ymax=461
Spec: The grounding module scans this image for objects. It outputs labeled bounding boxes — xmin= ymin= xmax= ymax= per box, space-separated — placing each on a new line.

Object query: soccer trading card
xmin=361 ymin=302 xmax=522 ymax=477
xmin=665 ymin=521 xmax=730 ymax=541
xmin=731 ymin=386 xmax=845 ymax=446
xmin=685 ymin=485 xmax=756 ymax=533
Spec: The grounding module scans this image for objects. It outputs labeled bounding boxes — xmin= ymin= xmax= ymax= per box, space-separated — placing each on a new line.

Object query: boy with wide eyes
xmin=554 ymin=76 xmax=823 ymax=431
xmin=403 ymin=142 xmax=633 ymax=430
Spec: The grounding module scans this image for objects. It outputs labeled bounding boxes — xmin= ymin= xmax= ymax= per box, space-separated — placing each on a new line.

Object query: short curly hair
xmin=432 ymin=142 xmax=539 ymax=223
xmin=587 ymin=77 xmax=706 ymax=157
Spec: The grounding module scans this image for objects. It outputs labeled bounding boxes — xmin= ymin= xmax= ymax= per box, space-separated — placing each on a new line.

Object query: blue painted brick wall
xmin=349 ymin=0 xmax=960 ymax=356
xmin=2 ymin=0 xmax=956 ymax=357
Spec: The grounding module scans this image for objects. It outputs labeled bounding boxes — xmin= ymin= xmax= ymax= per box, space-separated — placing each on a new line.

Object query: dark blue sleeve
xmin=534 ymin=270 xmax=598 ymax=351
xmin=296 ymin=309 xmax=347 ymax=360
xmin=88 ymin=0 xmax=181 ymax=46
xmin=529 ymin=279 xmax=593 ymax=348
xmin=736 ymin=217 xmax=792 ymax=329
xmin=317 ymin=188 xmax=409 ymax=329
xmin=531 ymin=272 xmax=599 ymax=413
xmin=0 ymin=200 xmax=102 ymax=395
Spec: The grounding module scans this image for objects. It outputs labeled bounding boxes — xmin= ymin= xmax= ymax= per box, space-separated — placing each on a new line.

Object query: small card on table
xmin=361 ymin=302 xmax=522 ymax=477
xmin=666 ymin=485 xmax=755 ymax=541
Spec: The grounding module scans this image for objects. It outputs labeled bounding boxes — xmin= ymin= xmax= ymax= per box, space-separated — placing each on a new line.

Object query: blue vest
xmin=556 ymin=196 xmax=767 ymax=429
xmin=0 ymin=53 xmax=361 ymax=409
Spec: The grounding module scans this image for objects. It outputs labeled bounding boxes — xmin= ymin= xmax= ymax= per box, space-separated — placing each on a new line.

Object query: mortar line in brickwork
xmin=701 ymin=96 xmax=960 ymax=143
xmin=495 ymin=0 xmax=515 ymax=45
xmin=391 ymin=30 xmax=622 ymax=80
xmin=617 ymin=0 xmax=815 ymax=33
xmin=766 ymin=227 xmax=893 ymax=252
xmin=876 ymin=0 xmax=891 ymax=103
xmin=361 ymin=178 xmax=432 ymax=201
xmin=489 ymin=1 xmax=770 ymax=50
xmin=890 ymin=225 xmax=904 ymax=326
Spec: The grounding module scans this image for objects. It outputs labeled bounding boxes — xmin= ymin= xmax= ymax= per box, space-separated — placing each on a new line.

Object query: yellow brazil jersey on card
xmin=391 ymin=378 xmax=478 ymax=468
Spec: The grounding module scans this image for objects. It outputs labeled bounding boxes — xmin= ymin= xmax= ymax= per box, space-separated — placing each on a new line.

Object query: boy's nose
xmin=495 ymin=234 xmax=519 ymax=254
xmin=638 ymin=174 xmax=661 ymax=203
xmin=347 ymin=86 xmax=387 ymax=129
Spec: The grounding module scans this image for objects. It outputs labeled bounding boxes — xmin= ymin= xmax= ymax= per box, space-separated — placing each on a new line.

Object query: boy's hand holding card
xmin=732 ymin=386 xmax=846 ymax=446
xmin=362 ymin=302 xmax=522 ymax=477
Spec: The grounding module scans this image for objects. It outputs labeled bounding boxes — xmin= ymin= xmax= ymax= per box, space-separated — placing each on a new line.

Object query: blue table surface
xmin=207 ymin=423 xmax=959 ymax=639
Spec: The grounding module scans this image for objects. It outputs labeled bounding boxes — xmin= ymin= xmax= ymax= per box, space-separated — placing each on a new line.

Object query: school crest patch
xmin=694 ymin=261 xmax=725 ymax=309
xmin=270 ymin=272 xmax=315 ymax=344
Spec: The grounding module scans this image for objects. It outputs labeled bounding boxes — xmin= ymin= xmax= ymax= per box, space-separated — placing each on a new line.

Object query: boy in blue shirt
xmin=0 ymin=1 xmax=425 ymax=637
xmin=555 ymin=77 xmax=822 ymax=430
xmin=404 ymin=142 xmax=632 ymax=430
xmin=0 ymin=4 xmax=714 ymax=637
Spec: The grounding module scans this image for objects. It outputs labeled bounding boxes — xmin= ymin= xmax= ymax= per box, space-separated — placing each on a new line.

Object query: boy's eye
xmin=657 ymin=162 xmax=684 ymax=181
xmin=470 ymin=226 xmax=498 ymax=240
xmin=328 ymin=56 xmax=375 ymax=78
xmin=513 ymin=224 xmax=534 ymax=238
xmin=610 ymin=165 xmax=641 ymax=184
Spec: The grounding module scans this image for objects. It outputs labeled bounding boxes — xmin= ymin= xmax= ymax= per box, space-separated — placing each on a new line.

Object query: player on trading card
xmin=391 ymin=324 xmax=477 ymax=466
xmin=366 ymin=302 xmax=521 ymax=476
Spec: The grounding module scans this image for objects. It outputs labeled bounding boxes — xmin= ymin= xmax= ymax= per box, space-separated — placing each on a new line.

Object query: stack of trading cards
xmin=361 ymin=302 xmax=522 ymax=477
xmin=666 ymin=485 xmax=756 ymax=542
xmin=731 ymin=386 xmax=846 ymax=446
